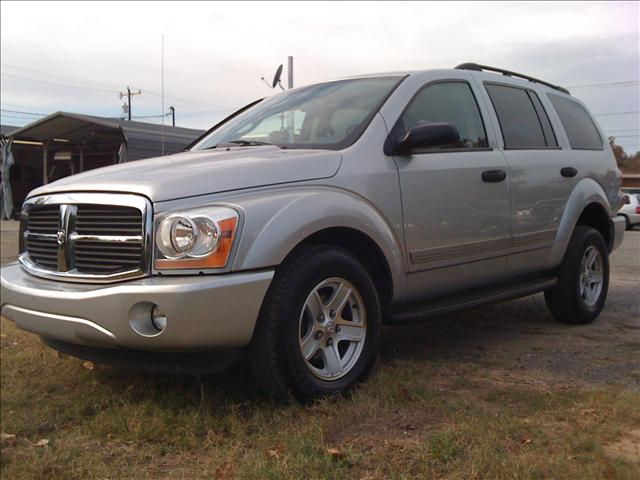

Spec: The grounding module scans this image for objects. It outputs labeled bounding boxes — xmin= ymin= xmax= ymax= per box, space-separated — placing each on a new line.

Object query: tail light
xmin=636 ymin=207 xmax=640 ymax=214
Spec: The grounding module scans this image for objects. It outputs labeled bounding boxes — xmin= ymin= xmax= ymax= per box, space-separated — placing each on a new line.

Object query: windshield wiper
xmin=215 ymin=139 xmax=280 ymax=148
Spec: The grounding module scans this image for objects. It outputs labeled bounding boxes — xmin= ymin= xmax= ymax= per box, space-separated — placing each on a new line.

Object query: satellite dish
xmin=272 ymin=64 xmax=283 ymax=88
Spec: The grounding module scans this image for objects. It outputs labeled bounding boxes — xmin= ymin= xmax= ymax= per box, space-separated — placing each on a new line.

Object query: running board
xmin=386 ymin=276 xmax=557 ymax=324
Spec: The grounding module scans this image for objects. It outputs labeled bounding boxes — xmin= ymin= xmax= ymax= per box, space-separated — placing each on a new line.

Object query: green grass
xmin=1 ymin=317 xmax=639 ymax=479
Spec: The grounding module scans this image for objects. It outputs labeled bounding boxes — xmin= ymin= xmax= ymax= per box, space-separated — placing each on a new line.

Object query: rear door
xmin=478 ymin=81 xmax=571 ymax=277
xmin=390 ymin=77 xmax=512 ymax=300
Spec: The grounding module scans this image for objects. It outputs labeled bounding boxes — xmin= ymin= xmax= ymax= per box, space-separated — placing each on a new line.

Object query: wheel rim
xmin=579 ymin=245 xmax=604 ymax=307
xmin=298 ymin=277 xmax=366 ymax=381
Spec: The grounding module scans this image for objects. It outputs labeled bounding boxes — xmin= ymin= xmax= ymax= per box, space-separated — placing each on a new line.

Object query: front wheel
xmin=544 ymin=226 xmax=609 ymax=324
xmin=249 ymin=245 xmax=381 ymax=400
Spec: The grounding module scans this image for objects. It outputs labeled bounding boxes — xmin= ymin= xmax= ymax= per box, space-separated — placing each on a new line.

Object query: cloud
xmin=1 ymin=1 xmax=638 ymax=149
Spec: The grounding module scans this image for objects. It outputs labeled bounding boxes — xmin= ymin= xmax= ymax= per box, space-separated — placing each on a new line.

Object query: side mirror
xmin=395 ymin=123 xmax=460 ymax=155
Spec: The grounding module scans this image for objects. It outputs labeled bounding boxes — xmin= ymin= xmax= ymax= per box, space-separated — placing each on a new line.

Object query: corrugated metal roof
xmin=8 ymin=112 xmax=204 ymax=160
xmin=1 ymin=124 xmax=20 ymax=138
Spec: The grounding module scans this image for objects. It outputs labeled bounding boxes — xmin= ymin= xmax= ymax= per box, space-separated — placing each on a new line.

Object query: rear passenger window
xmin=399 ymin=81 xmax=488 ymax=150
xmin=548 ymin=94 xmax=603 ymax=150
xmin=485 ymin=84 xmax=556 ymax=149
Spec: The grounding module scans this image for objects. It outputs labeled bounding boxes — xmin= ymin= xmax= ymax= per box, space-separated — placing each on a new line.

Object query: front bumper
xmin=611 ymin=215 xmax=626 ymax=252
xmin=1 ymin=263 xmax=273 ymax=352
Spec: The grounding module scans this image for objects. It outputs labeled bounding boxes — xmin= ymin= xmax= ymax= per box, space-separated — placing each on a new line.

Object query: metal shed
xmin=1 ymin=112 xmax=203 ymax=218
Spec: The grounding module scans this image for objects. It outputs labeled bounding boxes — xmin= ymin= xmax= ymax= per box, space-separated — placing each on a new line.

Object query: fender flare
xmin=231 ymin=186 xmax=407 ymax=301
xmin=546 ymin=177 xmax=611 ymax=269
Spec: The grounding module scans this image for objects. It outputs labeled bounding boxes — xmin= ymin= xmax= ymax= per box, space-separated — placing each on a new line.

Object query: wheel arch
xmin=232 ymin=187 xmax=407 ymax=303
xmin=547 ymin=178 xmax=613 ymax=268
xmin=288 ymin=227 xmax=394 ymax=305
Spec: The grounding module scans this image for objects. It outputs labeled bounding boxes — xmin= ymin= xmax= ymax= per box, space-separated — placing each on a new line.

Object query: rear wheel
xmin=249 ymin=245 xmax=381 ymax=400
xmin=544 ymin=226 xmax=609 ymax=324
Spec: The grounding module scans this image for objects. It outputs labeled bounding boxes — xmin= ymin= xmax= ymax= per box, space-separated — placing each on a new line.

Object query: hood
xmin=29 ymin=146 xmax=342 ymax=202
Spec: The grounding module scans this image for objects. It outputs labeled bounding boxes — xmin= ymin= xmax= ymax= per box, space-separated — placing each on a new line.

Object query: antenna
xmin=161 ymin=34 xmax=165 ymax=156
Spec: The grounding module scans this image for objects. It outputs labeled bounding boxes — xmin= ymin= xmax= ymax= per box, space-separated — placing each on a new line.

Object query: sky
xmin=1 ymin=1 xmax=639 ymax=152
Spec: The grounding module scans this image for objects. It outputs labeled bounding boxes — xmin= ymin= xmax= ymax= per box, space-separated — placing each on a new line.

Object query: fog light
xmin=151 ymin=306 xmax=167 ymax=332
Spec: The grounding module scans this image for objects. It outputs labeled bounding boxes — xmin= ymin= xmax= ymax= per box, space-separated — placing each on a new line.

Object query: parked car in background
xmin=617 ymin=193 xmax=640 ymax=230
xmin=0 ymin=63 xmax=625 ymax=400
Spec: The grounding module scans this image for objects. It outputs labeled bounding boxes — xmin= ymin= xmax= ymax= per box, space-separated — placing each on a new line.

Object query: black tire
xmin=248 ymin=245 xmax=382 ymax=401
xmin=623 ymin=216 xmax=631 ymax=231
xmin=544 ymin=226 xmax=609 ymax=325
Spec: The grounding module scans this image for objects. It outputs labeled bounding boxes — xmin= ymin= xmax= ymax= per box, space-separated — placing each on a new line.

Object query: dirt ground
xmin=1 ymin=220 xmax=638 ymax=389
xmin=380 ymin=228 xmax=640 ymax=389
xmin=1 ymin=221 xmax=638 ymax=478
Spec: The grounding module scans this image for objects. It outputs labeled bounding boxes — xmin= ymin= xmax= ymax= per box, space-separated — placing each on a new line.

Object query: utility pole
xmin=168 ymin=106 xmax=175 ymax=127
xmin=119 ymin=86 xmax=142 ymax=121
xmin=287 ymin=56 xmax=294 ymax=89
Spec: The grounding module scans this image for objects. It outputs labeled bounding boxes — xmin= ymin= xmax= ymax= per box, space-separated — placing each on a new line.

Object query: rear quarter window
xmin=484 ymin=83 xmax=554 ymax=149
xmin=547 ymin=94 xmax=603 ymax=150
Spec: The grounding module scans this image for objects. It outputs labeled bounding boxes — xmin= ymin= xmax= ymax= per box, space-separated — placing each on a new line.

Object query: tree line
xmin=609 ymin=137 xmax=640 ymax=173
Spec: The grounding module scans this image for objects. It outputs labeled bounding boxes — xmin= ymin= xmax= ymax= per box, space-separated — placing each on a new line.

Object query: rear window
xmin=485 ymin=84 xmax=556 ymax=149
xmin=547 ymin=94 xmax=603 ymax=150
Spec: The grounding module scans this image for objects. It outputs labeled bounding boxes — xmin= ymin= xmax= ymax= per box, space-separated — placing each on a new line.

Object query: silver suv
xmin=1 ymin=63 xmax=625 ymax=400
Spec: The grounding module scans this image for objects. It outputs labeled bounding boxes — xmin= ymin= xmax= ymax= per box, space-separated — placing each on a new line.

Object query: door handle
xmin=481 ymin=169 xmax=507 ymax=183
xmin=561 ymin=167 xmax=578 ymax=178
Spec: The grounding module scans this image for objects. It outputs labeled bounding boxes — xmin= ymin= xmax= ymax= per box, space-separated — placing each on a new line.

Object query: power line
xmin=0 ymin=113 xmax=36 ymax=120
xmin=132 ymin=112 xmax=171 ymax=119
xmin=566 ymin=80 xmax=640 ymax=89
xmin=2 ymin=62 xmax=232 ymax=112
xmin=1 ymin=62 xmax=124 ymax=89
xmin=595 ymin=111 xmax=640 ymax=117
xmin=0 ymin=108 xmax=47 ymax=117
xmin=1 ymin=72 xmax=117 ymax=93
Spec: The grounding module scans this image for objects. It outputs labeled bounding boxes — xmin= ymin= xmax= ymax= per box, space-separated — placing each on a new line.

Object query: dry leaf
xmin=326 ymin=447 xmax=346 ymax=459
xmin=1 ymin=433 xmax=16 ymax=442
xmin=34 ymin=439 xmax=50 ymax=447
xmin=523 ymin=438 xmax=532 ymax=444
xmin=214 ymin=461 xmax=235 ymax=479
xmin=82 ymin=361 xmax=95 ymax=370
xmin=267 ymin=446 xmax=284 ymax=460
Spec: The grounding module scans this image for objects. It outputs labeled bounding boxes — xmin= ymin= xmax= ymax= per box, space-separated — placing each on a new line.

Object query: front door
xmin=391 ymin=80 xmax=511 ymax=300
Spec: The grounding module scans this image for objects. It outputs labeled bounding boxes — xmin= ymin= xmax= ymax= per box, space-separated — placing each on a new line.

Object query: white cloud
xmin=1 ymin=1 xmax=638 ymax=149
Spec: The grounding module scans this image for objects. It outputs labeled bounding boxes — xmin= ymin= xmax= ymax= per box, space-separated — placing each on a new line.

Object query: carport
xmin=1 ymin=112 xmax=203 ymax=218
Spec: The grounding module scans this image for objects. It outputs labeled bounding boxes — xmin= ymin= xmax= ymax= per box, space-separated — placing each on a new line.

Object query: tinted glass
xmin=528 ymin=91 xmax=558 ymax=147
xmin=485 ymin=84 xmax=547 ymax=148
xmin=548 ymin=93 xmax=603 ymax=150
xmin=192 ymin=77 xmax=402 ymax=151
xmin=400 ymin=82 xmax=488 ymax=149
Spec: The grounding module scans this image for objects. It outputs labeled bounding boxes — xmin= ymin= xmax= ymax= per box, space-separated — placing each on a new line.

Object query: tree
xmin=609 ymin=137 xmax=640 ymax=173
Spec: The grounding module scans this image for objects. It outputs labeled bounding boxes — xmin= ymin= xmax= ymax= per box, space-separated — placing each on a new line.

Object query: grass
xmin=1 ymin=317 xmax=639 ymax=479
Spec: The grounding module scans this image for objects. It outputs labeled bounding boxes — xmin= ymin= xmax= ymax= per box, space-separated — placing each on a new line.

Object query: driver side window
xmin=400 ymin=81 xmax=488 ymax=150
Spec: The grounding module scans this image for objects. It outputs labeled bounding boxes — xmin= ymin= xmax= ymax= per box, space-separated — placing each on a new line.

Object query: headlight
xmin=154 ymin=206 xmax=238 ymax=270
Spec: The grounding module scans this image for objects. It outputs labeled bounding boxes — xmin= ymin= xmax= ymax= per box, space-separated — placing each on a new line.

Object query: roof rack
xmin=455 ymin=62 xmax=570 ymax=95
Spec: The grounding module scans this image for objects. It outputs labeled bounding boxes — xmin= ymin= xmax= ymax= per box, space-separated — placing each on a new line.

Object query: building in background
xmin=1 ymin=112 xmax=203 ymax=218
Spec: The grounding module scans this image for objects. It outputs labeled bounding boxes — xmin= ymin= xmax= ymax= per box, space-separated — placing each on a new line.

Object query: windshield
xmin=192 ymin=76 xmax=403 ymax=151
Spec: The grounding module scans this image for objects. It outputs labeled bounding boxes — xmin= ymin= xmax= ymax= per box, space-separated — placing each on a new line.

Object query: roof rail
xmin=455 ymin=62 xmax=570 ymax=95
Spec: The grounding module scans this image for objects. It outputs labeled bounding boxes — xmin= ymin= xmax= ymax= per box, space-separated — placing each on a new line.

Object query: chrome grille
xmin=20 ymin=193 xmax=151 ymax=283
xmin=25 ymin=205 xmax=59 ymax=269
xmin=75 ymin=205 xmax=143 ymax=236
